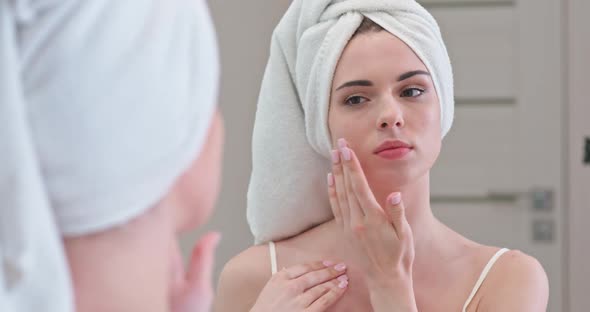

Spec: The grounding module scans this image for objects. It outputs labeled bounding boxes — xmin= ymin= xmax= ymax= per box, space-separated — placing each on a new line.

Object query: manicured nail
xmin=338 ymin=280 xmax=349 ymax=288
xmin=390 ymin=192 xmax=402 ymax=205
xmin=208 ymin=232 xmax=222 ymax=248
xmin=337 ymin=138 xmax=347 ymax=149
xmin=331 ymin=150 xmax=340 ymax=164
xmin=327 ymin=173 xmax=334 ymax=187
xmin=337 ymin=275 xmax=349 ymax=282
xmin=323 ymin=260 xmax=334 ymax=267
xmin=334 ymin=263 xmax=346 ymax=271
xmin=341 ymin=147 xmax=351 ymax=161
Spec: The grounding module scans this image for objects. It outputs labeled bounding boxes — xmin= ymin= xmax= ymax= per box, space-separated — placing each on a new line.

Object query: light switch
xmin=532 ymin=219 xmax=554 ymax=243
xmin=531 ymin=189 xmax=554 ymax=212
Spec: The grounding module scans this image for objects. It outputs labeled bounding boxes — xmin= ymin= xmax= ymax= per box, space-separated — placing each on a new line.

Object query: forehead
xmin=333 ymin=31 xmax=428 ymax=83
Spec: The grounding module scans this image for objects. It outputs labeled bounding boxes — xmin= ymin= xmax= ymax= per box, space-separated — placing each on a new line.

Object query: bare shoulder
xmin=478 ymin=249 xmax=549 ymax=312
xmin=213 ymin=244 xmax=272 ymax=312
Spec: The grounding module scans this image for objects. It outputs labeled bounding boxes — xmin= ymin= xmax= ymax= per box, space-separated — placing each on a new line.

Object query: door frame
xmin=566 ymin=0 xmax=590 ymax=310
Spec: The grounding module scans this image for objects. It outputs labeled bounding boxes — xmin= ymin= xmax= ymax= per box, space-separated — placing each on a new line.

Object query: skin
xmin=64 ymin=110 xmax=225 ymax=312
xmin=215 ymin=31 xmax=549 ymax=312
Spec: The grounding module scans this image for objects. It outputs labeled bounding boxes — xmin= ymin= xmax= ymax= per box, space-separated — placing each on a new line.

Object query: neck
xmin=308 ymin=172 xmax=468 ymax=268
xmin=371 ymin=173 xmax=468 ymax=267
xmin=371 ymin=172 xmax=437 ymax=245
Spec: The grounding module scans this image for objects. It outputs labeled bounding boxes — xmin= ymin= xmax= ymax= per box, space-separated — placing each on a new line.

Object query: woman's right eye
xmin=344 ymin=96 xmax=368 ymax=106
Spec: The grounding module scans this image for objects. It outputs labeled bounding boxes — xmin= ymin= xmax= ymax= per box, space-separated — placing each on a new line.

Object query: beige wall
xmin=180 ymin=0 xmax=292 ymax=282
xmin=567 ymin=0 xmax=590 ymax=310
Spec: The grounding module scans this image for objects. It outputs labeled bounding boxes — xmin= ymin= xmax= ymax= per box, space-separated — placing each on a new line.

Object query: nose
xmin=376 ymin=99 xmax=404 ymax=130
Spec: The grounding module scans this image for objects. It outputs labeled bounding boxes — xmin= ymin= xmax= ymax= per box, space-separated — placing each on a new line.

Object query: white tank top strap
xmin=462 ymin=248 xmax=510 ymax=312
xmin=269 ymin=241 xmax=278 ymax=275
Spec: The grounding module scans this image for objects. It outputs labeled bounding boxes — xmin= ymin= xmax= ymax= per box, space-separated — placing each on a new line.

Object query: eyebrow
xmin=397 ymin=70 xmax=430 ymax=81
xmin=335 ymin=70 xmax=430 ymax=91
xmin=335 ymin=80 xmax=373 ymax=91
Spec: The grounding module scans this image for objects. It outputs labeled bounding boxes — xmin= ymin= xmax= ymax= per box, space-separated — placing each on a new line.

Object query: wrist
xmin=367 ymin=276 xmax=417 ymax=312
xmin=366 ymin=271 xmax=411 ymax=290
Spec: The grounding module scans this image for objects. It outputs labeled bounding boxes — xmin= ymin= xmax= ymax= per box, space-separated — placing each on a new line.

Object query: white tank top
xmin=268 ymin=241 xmax=509 ymax=312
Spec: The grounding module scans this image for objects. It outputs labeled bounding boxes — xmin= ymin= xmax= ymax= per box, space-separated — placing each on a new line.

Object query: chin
xmin=367 ymin=160 xmax=429 ymax=188
xmin=177 ymin=166 xmax=222 ymax=231
xmin=176 ymin=189 xmax=219 ymax=233
xmin=176 ymin=204 xmax=213 ymax=233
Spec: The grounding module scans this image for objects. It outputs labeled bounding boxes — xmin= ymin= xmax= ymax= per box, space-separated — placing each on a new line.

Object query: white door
xmin=423 ymin=0 xmax=565 ymax=311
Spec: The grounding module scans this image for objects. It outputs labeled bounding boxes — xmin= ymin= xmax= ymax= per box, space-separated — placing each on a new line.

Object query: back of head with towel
xmin=0 ymin=0 xmax=222 ymax=311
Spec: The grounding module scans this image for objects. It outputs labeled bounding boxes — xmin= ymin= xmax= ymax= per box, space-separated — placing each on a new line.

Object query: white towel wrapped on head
xmin=247 ymin=0 xmax=454 ymax=244
xmin=0 ymin=0 xmax=219 ymax=310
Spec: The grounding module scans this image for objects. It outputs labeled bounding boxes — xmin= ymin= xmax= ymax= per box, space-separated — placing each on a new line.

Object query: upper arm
xmin=478 ymin=250 xmax=549 ymax=312
xmin=213 ymin=246 xmax=271 ymax=312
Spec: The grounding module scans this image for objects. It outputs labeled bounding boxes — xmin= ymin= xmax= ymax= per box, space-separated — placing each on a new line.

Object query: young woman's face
xmin=328 ymin=31 xmax=441 ymax=188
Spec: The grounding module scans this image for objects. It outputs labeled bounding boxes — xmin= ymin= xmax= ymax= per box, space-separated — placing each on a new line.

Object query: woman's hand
xmin=170 ymin=232 xmax=221 ymax=312
xmin=250 ymin=261 xmax=350 ymax=312
xmin=328 ymin=138 xmax=417 ymax=311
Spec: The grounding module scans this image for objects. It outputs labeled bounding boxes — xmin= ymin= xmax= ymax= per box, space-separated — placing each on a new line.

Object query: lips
xmin=373 ymin=140 xmax=413 ymax=154
xmin=373 ymin=140 xmax=413 ymax=160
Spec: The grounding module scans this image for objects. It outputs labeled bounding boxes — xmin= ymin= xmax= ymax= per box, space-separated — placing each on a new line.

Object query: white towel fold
xmin=247 ymin=0 xmax=454 ymax=244
xmin=0 ymin=0 xmax=219 ymax=310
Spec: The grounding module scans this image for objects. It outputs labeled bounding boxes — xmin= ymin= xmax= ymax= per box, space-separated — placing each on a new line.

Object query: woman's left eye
xmin=401 ymin=88 xmax=425 ymax=98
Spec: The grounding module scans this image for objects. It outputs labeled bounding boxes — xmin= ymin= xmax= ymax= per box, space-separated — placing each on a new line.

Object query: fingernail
xmin=389 ymin=192 xmax=402 ymax=205
xmin=331 ymin=150 xmax=340 ymax=164
xmin=327 ymin=173 xmax=334 ymax=187
xmin=341 ymin=147 xmax=351 ymax=161
xmin=338 ymin=280 xmax=349 ymax=288
xmin=337 ymin=138 xmax=347 ymax=149
xmin=337 ymin=275 xmax=349 ymax=282
xmin=323 ymin=260 xmax=334 ymax=267
xmin=209 ymin=232 xmax=222 ymax=248
xmin=334 ymin=263 xmax=346 ymax=271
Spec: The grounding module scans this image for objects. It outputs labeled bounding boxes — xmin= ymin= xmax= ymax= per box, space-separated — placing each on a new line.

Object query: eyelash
xmin=401 ymin=87 xmax=425 ymax=98
xmin=344 ymin=96 xmax=368 ymax=106
xmin=343 ymin=87 xmax=425 ymax=106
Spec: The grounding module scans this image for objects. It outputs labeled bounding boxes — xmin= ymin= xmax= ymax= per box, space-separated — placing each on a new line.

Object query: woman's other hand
xmin=250 ymin=261 xmax=349 ymax=312
xmin=170 ymin=232 xmax=221 ymax=312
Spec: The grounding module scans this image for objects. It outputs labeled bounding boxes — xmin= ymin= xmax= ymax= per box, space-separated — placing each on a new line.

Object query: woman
xmin=0 ymin=0 xmax=223 ymax=311
xmin=215 ymin=1 xmax=549 ymax=311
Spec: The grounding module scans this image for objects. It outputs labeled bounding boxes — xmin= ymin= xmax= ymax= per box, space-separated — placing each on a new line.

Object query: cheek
xmin=417 ymin=103 xmax=442 ymax=161
xmin=328 ymin=106 xmax=371 ymax=148
xmin=188 ymin=148 xmax=222 ymax=227
xmin=327 ymin=106 xmax=343 ymax=143
xmin=176 ymin=114 xmax=224 ymax=232
xmin=418 ymin=99 xmax=440 ymax=128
